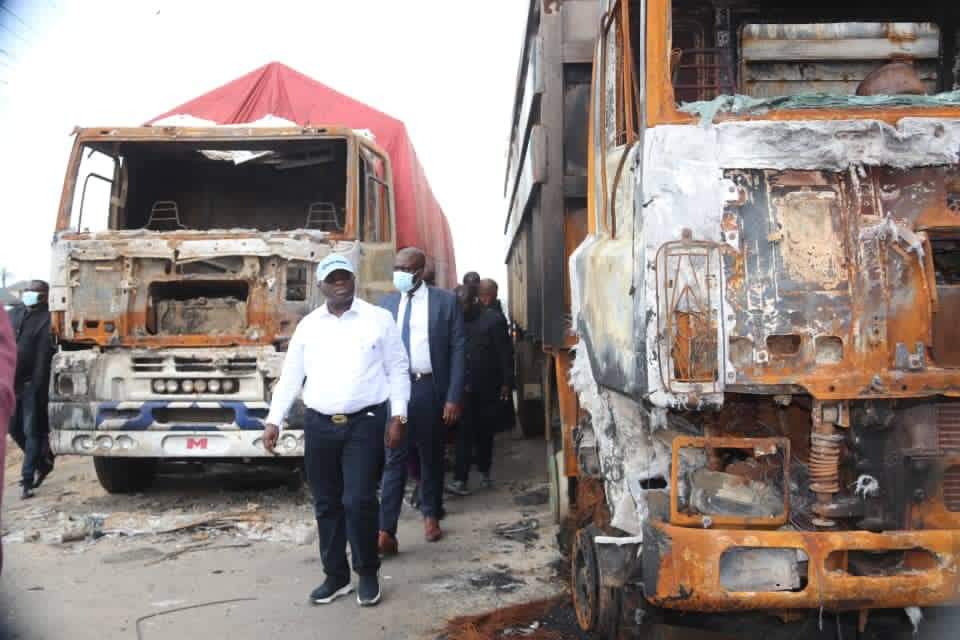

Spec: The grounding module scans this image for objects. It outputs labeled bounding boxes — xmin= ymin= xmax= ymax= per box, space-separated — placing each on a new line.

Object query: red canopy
xmin=148 ymin=62 xmax=456 ymax=287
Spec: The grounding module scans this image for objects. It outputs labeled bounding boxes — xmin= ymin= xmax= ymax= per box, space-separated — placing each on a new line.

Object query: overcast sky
xmin=0 ymin=0 xmax=527 ymax=288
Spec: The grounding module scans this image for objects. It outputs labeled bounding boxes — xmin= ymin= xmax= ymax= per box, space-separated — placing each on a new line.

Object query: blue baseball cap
xmin=316 ymin=253 xmax=355 ymax=282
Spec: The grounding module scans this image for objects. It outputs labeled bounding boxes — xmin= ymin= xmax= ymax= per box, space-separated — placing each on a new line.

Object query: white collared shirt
xmin=396 ymin=283 xmax=433 ymax=375
xmin=266 ymin=297 xmax=410 ymax=426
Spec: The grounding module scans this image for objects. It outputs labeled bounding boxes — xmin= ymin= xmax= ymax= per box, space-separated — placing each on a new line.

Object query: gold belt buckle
xmin=331 ymin=414 xmax=348 ymax=425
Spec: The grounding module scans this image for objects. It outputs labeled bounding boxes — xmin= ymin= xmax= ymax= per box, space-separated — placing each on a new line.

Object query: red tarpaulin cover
xmin=147 ymin=62 xmax=456 ymax=287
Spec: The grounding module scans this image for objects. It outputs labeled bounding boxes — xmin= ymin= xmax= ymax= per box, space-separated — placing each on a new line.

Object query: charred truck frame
xmin=509 ymin=0 xmax=960 ymax=636
xmin=48 ymin=125 xmax=396 ymax=493
xmin=504 ymin=0 xmax=600 ymax=517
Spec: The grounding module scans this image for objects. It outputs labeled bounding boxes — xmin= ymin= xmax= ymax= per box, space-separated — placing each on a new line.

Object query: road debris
xmin=468 ymin=567 xmax=526 ymax=594
xmin=442 ymin=597 xmax=576 ymax=640
xmin=102 ymin=509 xmax=266 ymax=536
xmin=494 ymin=519 xmax=540 ymax=545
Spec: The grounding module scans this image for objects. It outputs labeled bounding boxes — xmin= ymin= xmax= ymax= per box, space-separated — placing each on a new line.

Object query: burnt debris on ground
xmin=440 ymin=595 xmax=598 ymax=640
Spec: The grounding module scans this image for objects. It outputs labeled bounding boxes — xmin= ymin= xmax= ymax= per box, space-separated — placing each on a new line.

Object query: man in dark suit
xmin=447 ymin=286 xmax=514 ymax=495
xmin=378 ymin=247 xmax=465 ymax=552
xmin=8 ymin=280 xmax=55 ymax=499
xmin=478 ymin=279 xmax=517 ymax=434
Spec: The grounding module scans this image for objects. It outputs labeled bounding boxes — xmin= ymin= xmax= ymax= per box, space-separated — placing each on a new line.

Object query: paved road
xmin=1 ymin=434 xmax=561 ymax=639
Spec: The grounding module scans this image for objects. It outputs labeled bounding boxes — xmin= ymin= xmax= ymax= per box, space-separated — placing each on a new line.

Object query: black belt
xmin=309 ymin=404 xmax=382 ymax=425
xmin=411 ymin=372 xmax=433 ymax=381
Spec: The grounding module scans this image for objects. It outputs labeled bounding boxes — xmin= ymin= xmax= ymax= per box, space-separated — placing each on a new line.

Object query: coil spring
xmin=809 ymin=431 xmax=843 ymax=494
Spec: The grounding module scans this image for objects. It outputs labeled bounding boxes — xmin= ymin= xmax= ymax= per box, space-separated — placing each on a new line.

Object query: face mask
xmin=21 ymin=291 xmax=40 ymax=307
xmin=393 ymin=271 xmax=416 ymax=293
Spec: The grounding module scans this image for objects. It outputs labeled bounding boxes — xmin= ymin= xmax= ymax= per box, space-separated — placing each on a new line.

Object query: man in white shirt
xmin=377 ymin=247 xmax=465 ymax=554
xmin=263 ymin=253 xmax=409 ymax=608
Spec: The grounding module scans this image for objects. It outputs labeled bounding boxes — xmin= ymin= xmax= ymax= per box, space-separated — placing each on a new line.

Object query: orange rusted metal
xmin=555 ymin=350 xmax=581 ymax=478
xmin=48 ymin=127 xmax=394 ymax=350
xmin=645 ymin=2 xmax=960 ymax=128
xmin=551 ymin=2 xmax=960 ymax=628
xmin=646 ymin=521 xmax=960 ymax=612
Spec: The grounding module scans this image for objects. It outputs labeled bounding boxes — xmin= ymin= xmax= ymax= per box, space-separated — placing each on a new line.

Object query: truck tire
xmin=93 ymin=458 xmax=158 ymax=494
xmin=572 ymin=525 xmax=622 ymax=639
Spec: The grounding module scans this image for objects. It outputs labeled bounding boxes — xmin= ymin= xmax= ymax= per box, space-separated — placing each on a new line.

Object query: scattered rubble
xmin=441 ymin=596 xmax=592 ymax=640
xmin=494 ymin=519 xmax=540 ymax=545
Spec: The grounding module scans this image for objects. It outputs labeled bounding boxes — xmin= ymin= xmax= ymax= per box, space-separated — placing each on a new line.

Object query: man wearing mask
xmin=263 ymin=254 xmax=410 ymax=607
xmin=378 ymin=247 xmax=465 ymax=554
xmin=8 ymin=281 xmax=55 ymax=499
xmin=447 ymin=285 xmax=514 ymax=494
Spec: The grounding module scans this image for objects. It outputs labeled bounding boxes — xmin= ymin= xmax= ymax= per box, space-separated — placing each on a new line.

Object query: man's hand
xmin=500 ymin=385 xmax=511 ymax=402
xmin=385 ymin=416 xmax=406 ymax=449
xmin=263 ymin=423 xmax=280 ymax=454
xmin=442 ymin=402 xmax=462 ymax=426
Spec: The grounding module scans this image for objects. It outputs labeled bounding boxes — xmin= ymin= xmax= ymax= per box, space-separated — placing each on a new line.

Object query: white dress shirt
xmin=396 ymin=283 xmax=433 ymax=375
xmin=266 ymin=297 xmax=410 ymax=426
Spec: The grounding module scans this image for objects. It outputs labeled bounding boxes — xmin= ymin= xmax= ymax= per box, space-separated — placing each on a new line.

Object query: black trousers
xmin=8 ymin=382 xmax=51 ymax=486
xmin=380 ymin=377 xmax=444 ymax=535
xmin=454 ymin=390 xmax=498 ymax=483
xmin=303 ymin=405 xmax=384 ymax=582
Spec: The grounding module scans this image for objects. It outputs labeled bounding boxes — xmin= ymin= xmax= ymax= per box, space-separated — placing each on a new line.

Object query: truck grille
xmin=944 ymin=466 xmax=960 ymax=512
xmin=132 ymin=356 xmax=164 ymax=373
xmin=133 ymin=355 xmax=259 ymax=375
xmin=937 ymin=404 xmax=960 ymax=452
xmin=174 ymin=356 xmax=215 ymax=372
xmin=222 ymin=357 xmax=257 ymax=373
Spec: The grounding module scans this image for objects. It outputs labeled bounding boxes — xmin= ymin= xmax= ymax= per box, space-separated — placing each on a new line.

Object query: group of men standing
xmin=263 ymin=249 xmax=513 ymax=608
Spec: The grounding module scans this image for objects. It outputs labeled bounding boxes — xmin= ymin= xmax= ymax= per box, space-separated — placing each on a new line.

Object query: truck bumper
xmin=644 ymin=521 xmax=960 ymax=612
xmin=51 ymin=428 xmax=304 ymax=458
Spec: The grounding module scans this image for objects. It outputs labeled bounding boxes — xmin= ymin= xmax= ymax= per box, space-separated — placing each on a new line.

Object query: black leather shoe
xmin=357 ymin=574 xmax=381 ymax=607
xmin=309 ymin=577 xmax=352 ymax=605
xmin=20 ymin=483 xmax=34 ymax=500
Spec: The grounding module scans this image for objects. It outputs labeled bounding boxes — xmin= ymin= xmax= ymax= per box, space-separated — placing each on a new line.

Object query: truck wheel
xmin=93 ymin=458 xmax=158 ymax=494
xmin=572 ymin=525 xmax=621 ymax=639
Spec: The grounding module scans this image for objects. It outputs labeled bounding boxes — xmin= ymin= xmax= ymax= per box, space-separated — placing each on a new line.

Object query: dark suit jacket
xmin=378 ymin=286 xmax=466 ymax=406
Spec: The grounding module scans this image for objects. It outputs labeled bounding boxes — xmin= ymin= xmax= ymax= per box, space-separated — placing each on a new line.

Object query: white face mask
xmin=21 ymin=291 xmax=40 ymax=307
xmin=393 ymin=271 xmax=416 ymax=293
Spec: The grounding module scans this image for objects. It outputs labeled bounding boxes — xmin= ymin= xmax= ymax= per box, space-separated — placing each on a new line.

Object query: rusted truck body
xmin=48 ymin=125 xmax=398 ymax=492
xmin=504 ymin=0 xmax=600 ymax=519
xmin=508 ymin=0 xmax=960 ymax=635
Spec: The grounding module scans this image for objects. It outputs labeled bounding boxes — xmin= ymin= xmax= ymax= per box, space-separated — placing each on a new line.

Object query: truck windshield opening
xmin=70 ymin=138 xmax=349 ymax=234
xmin=664 ymin=1 xmax=960 ymax=118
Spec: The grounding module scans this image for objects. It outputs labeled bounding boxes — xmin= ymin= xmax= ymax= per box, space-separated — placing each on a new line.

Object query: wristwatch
xmin=397 ymin=416 xmax=408 ymax=424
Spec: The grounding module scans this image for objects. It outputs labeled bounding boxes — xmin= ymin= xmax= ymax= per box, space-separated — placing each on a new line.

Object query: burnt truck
xmin=508 ymin=0 xmax=960 ymax=636
xmin=46 ymin=123 xmax=428 ymax=492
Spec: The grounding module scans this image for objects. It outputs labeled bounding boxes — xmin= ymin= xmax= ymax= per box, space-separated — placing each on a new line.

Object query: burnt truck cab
xmin=568 ymin=0 xmax=960 ymax=633
xmin=48 ymin=125 xmax=396 ymax=491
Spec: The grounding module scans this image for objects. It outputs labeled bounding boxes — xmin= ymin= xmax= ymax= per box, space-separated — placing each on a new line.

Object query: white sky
xmin=0 ymin=0 xmax=527 ymax=288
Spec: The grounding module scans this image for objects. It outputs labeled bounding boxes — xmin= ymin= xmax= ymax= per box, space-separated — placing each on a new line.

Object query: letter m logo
xmin=186 ymin=438 xmax=208 ymax=450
